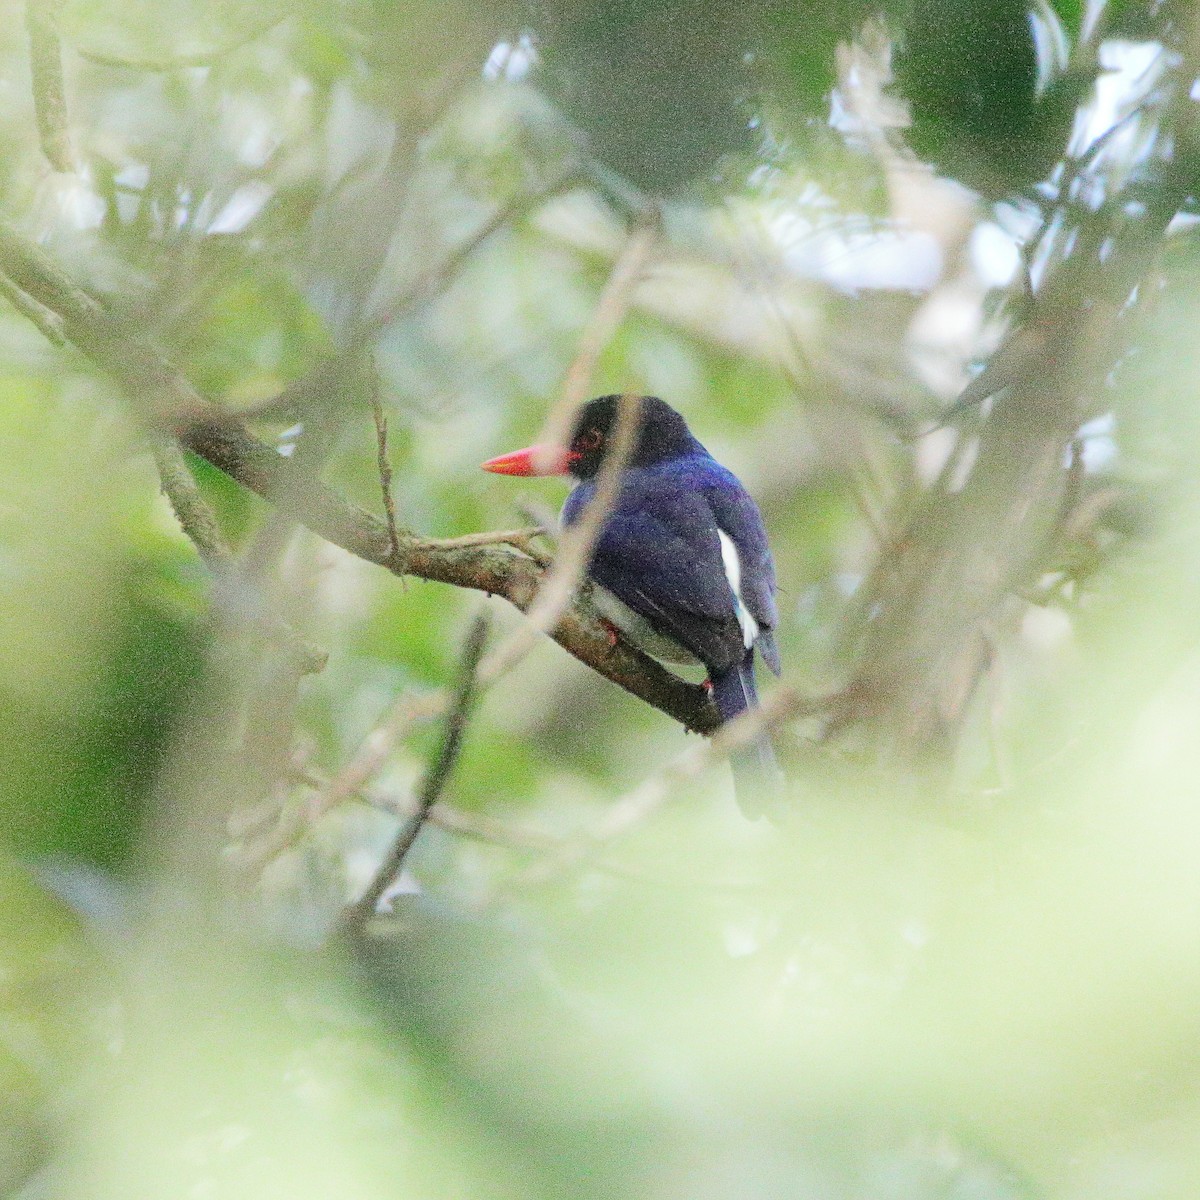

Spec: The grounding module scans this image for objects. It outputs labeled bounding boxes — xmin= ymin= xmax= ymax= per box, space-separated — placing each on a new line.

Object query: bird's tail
xmin=711 ymin=652 xmax=782 ymax=817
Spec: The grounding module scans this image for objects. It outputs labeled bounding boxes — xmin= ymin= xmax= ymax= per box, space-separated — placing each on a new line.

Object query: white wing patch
xmin=717 ymin=529 xmax=759 ymax=649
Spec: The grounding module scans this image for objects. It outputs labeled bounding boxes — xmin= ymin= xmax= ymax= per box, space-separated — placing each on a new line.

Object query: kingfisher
xmin=483 ymin=395 xmax=781 ymax=796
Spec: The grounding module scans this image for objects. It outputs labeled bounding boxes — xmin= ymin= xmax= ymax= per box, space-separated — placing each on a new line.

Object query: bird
xmin=482 ymin=394 xmax=782 ymax=805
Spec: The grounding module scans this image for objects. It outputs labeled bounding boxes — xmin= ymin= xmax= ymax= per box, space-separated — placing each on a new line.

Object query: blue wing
xmin=564 ymin=456 xmax=778 ymax=676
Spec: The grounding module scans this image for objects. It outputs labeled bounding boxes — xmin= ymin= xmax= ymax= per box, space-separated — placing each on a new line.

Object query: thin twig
xmin=339 ymin=613 xmax=489 ymax=935
xmin=227 ymin=718 xmax=552 ymax=869
xmin=25 ymin=0 xmax=73 ymax=172
xmin=233 ymin=690 xmax=447 ymax=868
xmin=361 ymin=783 xmax=559 ymax=853
xmin=244 ymin=763 xmax=778 ymax=891
xmin=536 ymin=214 xmax=660 ymax=469
xmin=362 ymin=783 xmax=743 ymax=890
xmin=513 ymin=686 xmax=826 ymax=886
xmin=516 ymin=499 xmax=559 ymax=545
xmin=232 ymin=171 xmax=584 ymax=425
xmin=75 ymin=10 xmax=287 ymax=72
xmin=364 ymin=167 xmax=584 ymax=339
xmin=369 ymin=381 xmax=402 ymax=567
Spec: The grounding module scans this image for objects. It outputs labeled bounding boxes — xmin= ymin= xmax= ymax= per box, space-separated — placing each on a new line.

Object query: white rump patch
xmin=717 ymin=530 xmax=759 ymax=649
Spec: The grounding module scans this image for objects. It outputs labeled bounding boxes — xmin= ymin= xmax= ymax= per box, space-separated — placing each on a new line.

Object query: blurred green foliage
xmin=3 ymin=0 xmax=1200 ymax=1198
xmin=894 ymin=0 xmax=1080 ymax=197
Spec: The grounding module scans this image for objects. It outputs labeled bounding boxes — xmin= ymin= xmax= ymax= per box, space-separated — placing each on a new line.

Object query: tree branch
xmin=151 ymin=438 xmax=232 ymax=569
xmin=842 ymin=43 xmax=1200 ymax=761
xmin=0 ymin=270 xmax=64 ymax=344
xmin=0 ymin=221 xmax=719 ymax=733
xmin=25 ymin=0 xmax=73 ymax=172
xmin=73 ymin=11 xmax=287 ymax=73
xmin=512 ymin=684 xmax=825 ymax=887
xmin=151 ymin=437 xmax=328 ymax=675
xmin=340 ymin=613 xmax=489 ymax=935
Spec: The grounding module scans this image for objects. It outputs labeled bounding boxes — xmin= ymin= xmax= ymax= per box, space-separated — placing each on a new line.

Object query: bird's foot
xmin=599 ymin=617 xmax=622 ymax=648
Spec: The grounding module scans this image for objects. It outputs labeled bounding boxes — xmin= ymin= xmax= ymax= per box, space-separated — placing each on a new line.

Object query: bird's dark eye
xmin=576 ymin=428 xmax=603 ymax=453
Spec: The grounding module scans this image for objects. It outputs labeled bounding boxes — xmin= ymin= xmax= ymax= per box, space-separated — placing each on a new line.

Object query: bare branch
xmin=261 ymin=399 xmax=639 ymax=865
xmin=182 ymin=413 xmax=716 ymax=728
xmin=514 ymin=685 xmax=827 ymax=886
xmin=0 ymin=223 xmax=718 ymax=733
xmin=0 ymin=270 xmax=65 ymax=344
xmin=536 ymin=214 xmax=660 ymax=469
xmin=74 ymin=11 xmax=287 ymax=72
xmin=340 ymin=613 xmax=489 ymax=935
xmin=151 ymin=437 xmax=328 ymax=675
xmin=25 ymin=0 xmax=73 ymax=172
xmin=421 ymin=527 xmax=549 ymax=564
xmin=364 ymin=167 xmax=585 ymax=339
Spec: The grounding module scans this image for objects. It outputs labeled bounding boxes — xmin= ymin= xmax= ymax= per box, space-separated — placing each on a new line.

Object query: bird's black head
xmin=481 ymin=394 xmax=702 ymax=480
xmin=566 ymin=394 xmax=698 ymax=479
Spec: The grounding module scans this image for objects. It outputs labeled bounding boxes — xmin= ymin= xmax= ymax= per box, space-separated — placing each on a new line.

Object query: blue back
xmin=563 ymin=449 xmax=779 ymax=677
